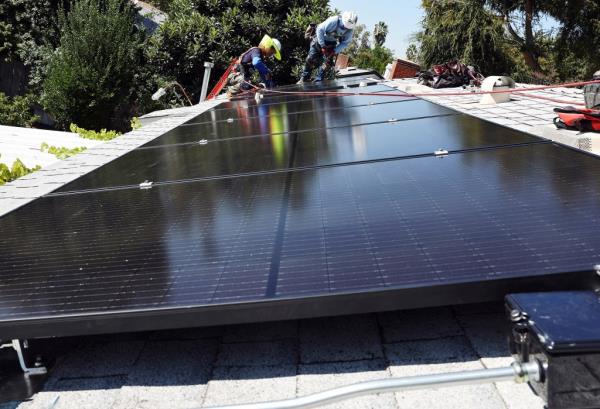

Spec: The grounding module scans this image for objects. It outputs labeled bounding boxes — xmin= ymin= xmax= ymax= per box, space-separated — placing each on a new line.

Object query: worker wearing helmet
xmin=226 ymin=35 xmax=282 ymax=97
xmin=298 ymin=11 xmax=357 ymax=84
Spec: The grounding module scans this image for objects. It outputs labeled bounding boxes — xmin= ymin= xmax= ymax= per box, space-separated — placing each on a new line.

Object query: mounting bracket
xmin=0 ymin=339 xmax=47 ymax=375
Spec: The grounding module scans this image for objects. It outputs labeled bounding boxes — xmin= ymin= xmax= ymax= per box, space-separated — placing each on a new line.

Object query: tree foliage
xmin=0 ymin=92 xmax=39 ymax=127
xmin=416 ymin=0 xmax=600 ymax=81
xmin=343 ymin=24 xmax=370 ymax=57
xmin=342 ymin=22 xmax=394 ymax=75
xmin=42 ymin=0 xmax=147 ymax=131
xmin=0 ymin=0 xmax=65 ymax=62
xmin=550 ymin=0 xmax=600 ymax=80
xmin=149 ymin=0 xmax=331 ymax=99
xmin=373 ymin=21 xmax=388 ymax=48
xmin=415 ymin=0 xmax=514 ymax=76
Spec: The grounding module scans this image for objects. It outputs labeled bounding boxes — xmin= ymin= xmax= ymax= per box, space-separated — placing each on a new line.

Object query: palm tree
xmin=373 ymin=21 xmax=388 ymax=47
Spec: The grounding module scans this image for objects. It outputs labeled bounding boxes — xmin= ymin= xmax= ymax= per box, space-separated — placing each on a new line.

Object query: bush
xmin=0 ymin=93 xmax=39 ymax=127
xmin=0 ymin=156 xmax=41 ymax=185
xmin=42 ymin=0 xmax=145 ymax=131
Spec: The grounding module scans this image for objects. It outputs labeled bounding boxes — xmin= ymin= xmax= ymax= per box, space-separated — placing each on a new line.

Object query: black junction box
xmin=506 ymin=291 xmax=600 ymax=409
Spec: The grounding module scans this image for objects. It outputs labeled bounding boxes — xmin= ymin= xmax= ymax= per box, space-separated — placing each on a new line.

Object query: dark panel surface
xmin=3 ymin=143 xmax=600 ymax=339
xmin=143 ymin=99 xmax=454 ymax=147
xmin=212 ymin=81 xmax=391 ymax=112
xmin=186 ymin=91 xmax=414 ymax=126
xmin=56 ymin=114 xmax=541 ymax=192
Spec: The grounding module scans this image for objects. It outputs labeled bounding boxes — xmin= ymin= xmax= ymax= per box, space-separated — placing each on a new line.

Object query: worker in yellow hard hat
xmin=226 ymin=35 xmax=282 ymax=97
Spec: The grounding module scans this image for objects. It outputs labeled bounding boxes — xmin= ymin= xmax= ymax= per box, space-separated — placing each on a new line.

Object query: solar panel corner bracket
xmin=139 ymin=180 xmax=154 ymax=189
xmin=1 ymin=340 xmax=47 ymax=375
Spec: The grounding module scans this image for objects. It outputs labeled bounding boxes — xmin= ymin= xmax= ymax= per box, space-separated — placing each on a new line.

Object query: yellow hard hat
xmin=259 ymin=34 xmax=282 ymax=61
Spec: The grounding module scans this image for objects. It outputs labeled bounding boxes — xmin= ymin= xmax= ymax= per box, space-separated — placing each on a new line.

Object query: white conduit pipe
xmin=203 ymin=361 xmax=541 ymax=409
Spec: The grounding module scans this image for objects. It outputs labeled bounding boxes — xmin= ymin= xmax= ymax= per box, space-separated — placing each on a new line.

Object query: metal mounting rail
xmin=203 ymin=361 xmax=541 ymax=409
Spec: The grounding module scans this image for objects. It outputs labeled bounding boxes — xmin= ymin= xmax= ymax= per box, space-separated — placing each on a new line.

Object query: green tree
xmin=0 ymin=0 xmax=67 ymax=93
xmin=352 ymin=46 xmax=394 ymax=75
xmin=343 ymin=24 xmax=371 ymax=58
xmin=149 ymin=0 xmax=331 ymax=100
xmin=405 ymin=43 xmax=419 ymax=63
xmin=373 ymin=21 xmax=388 ymax=48
xmin=548 ymin=0 xmax=600 ymax=80
xmin=486 ymin=0 xmax=555 ymax=75
xmin=417 ymin=0 xmax=513 ymax=76
xmin=0 ymin=0 xmax=65 ymax=62
xmin=343 ymin=22 xmax=393 ymax=75
xmin=0 ymin=93 xmax=39 ymax=127
xmin=42 ymin=0 xmax=146 ymax=131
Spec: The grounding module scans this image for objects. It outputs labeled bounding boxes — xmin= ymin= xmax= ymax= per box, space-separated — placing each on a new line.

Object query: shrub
xmin=42 ymin=0 xmax=145 ymax=131
xmin=0 ymin=93 xmax=39 ymax=127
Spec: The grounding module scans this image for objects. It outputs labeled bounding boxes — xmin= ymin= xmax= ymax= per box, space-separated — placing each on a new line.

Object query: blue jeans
xmin=301 ymin=39 xmax=335 ymax=81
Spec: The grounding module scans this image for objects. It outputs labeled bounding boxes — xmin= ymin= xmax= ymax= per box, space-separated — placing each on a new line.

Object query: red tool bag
xmin=554 ymin=106 xmax=600 ymax=132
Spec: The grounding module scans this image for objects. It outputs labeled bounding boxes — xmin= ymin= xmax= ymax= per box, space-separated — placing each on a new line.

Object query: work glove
xmin=321 ymin=48 xmax=334 ymax=57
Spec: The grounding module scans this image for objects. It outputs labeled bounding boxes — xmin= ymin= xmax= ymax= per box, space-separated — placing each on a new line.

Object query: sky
xmin=330 ymin=0 xmax=424 ymax=59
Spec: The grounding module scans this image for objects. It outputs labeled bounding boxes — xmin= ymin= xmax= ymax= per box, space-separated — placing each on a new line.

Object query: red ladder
xmin=207 ymin=58 xmax=238 ymax=100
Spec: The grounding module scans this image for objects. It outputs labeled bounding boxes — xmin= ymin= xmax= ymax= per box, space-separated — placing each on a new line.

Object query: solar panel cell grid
xmin=55 ymin=114 xmax=540 ymax=193
xmin=142 ymin=98 xmax=452 ymax=147
xmin=2 ymin=143 xmax=600 ymax=325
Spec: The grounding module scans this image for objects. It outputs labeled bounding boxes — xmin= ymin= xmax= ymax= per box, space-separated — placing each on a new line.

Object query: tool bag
xmin=417 ymin=59 xmax=483 ymax=88
xmin=554 ymin=106 xmax=600 ymax=132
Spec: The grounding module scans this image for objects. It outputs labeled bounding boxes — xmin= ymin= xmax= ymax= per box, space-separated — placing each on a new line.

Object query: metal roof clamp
xmin=434 ymin=149 xmax=449 ymax=157
xmin=0 ymin=339 xmax=47 ymax=375
xmin=227 ymin=118 xmax=234 ymax=123
xmin=199 ymin=139 xmax=208 ymax=145
xmin=387 ymin=118 xmax=398 ymax=123
xmin=139 ymin=180 xmax=153 ymax=189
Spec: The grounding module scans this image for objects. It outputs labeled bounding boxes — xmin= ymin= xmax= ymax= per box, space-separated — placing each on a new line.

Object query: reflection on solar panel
xmin=0 ymin=81 xmax=598 ymax=339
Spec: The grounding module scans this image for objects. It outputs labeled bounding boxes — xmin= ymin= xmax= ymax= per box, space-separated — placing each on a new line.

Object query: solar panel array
xmin=2 ymin=80 xmax=600 ymax=337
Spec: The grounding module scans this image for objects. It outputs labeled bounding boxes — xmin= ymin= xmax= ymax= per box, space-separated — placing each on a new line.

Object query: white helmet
xmin=341 ymin=11 xmax=358 ymax=29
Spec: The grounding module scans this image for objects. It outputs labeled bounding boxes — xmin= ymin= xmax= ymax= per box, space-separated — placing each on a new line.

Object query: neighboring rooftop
xmin=0 ymin=126 xmax=101 ymax=169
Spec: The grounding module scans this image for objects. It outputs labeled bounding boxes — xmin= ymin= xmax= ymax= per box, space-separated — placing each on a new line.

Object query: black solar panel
xmin=56 ymin=114 xmax=542 ymax=192
xmin=1 ymin=77 xmax=599 ymax=339
xmin=185 ymin=90 xmax=414 ymax=126
xmin=212 ymin=81 xmax=389 ymax=111
xmin=143 ymin=98 xmax=453 ymax=147
xmin=2 ymin=143 xmax=600 ymax=337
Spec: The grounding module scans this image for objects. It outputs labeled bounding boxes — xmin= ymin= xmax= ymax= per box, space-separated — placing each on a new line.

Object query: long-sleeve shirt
xmin=239 ymin=47 xmax=273 ymax=87
xmin=316 ymin=15 xmax=354 ymax=54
